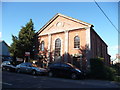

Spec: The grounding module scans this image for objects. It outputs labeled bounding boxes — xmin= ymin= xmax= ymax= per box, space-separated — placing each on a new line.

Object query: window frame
xmin=55 ymin=38 xmax=61 ymax=57
xmin=41 ymin=41 xmax=45 ymax=51
xmin=74 ymin=36 xmax=80 ymax=49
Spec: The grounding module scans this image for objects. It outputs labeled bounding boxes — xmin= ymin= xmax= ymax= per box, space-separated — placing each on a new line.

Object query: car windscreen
xmin=49 ymin=63 xmax=61 ymax=67
xmin=4 ymin=61 xmax=11 ymax=65
xmin=66 ymin=63 xmax=76 ymax=68
xmin=32 ymin=63 xmax=38 ymax=67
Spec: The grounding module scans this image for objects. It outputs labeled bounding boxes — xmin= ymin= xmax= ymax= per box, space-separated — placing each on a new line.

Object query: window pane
xmin=41 ymin=41 xmax=44 ymax=51
xmin=74 ymin=36 xmax=80 ymax=48
xmin=55 ymin=38 xmax=61 ymax=57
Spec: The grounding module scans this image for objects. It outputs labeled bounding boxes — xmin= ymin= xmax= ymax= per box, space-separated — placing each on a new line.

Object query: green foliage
xmin=114 ymin=76 xmax=120 ymax=82
xmin=90 ymin=58 xmax=116 ymax=81
xmin=9 ymin=19 xmax=36 ymax=59
xmin=112 ymin=63 xmax=120 ymax=76
xmin=104 ymin=66 xmax=116 ymax=80
xmin=90 ymin=58 xmax=105 ymax=79
xmin=9 ymin=35 xmax=19 ymax=56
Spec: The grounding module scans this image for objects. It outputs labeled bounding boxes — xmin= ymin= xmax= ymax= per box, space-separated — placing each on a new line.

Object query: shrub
xmin=90 ymin=58 xmax=105 ymax=79
xmin=112 ymin=63 xmax=120 ymax=76
xmin=114 ymin=76 xmax=120 ymax=82
xmin=104 ymin=66 xmax=116 ymax=80
xmin=90 ymin=58 xmax=116 ymax=81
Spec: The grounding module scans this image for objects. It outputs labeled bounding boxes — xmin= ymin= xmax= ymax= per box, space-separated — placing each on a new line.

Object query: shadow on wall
xmin=35 ymin=42 xmax=89 ymax=70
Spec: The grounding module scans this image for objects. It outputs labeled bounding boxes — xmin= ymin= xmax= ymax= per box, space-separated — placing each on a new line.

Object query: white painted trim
xmin=75 ymin=34 xmax=78 ymax=36
xmin=74 ymin=48 xmax=80 ymax=50
xmin=53 ymin=36 xmax=63 ymax=57
xmin=38 ymin=27 xmax=86 ymax=36
xmin=41 ymin=38 xmax=44 ymax=41
xmin=48 ymin=34 xmax=51 ymax=51
xmin=57 ymin=13 xmax=92 ymax=26
xmin=64 ymin=31 xmax=68 ymax=53
xmin=86 ymin=27 xmax=91 ymax=50
xmin=37 ymin=13 xmax=92 ymax=34
xmin=48 ymin=34 xmax=51 ymax=61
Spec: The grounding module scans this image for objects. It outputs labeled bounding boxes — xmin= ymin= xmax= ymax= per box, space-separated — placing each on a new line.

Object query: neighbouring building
xmin=112 ymin=54 xmax=120 ymax=64
xmin=36 ymin=13 xmax=110 ymax=70
xmin=0 ymin=40 xmax=11 ymax=61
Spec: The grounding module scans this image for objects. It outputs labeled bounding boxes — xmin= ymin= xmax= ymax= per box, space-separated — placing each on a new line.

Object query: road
xmin=1 ymin=71 xmax=120 ymax=89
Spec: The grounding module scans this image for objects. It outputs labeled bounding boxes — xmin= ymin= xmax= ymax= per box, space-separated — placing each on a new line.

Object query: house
xmin=0 ymin=40 xmax=11 ymax=61
xmin=112 ymin=54 xmax=120 ymax=64
xmin=36 ymin=13 xmax=110 ymax=70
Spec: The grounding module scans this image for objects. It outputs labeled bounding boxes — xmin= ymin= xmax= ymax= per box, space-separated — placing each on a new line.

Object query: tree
xmin=9 ymin=35 xmax=19 ymax=64
xmin=9 ymin=19 xmax=36 ymax=61
xmin=112 ymin=63 xmax=120 ymax=76
xmin=18 ymin=19 xmax=35 ymax=59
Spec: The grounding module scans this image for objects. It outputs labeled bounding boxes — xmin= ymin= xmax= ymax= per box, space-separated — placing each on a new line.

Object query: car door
xmin=61 ymin=64 xmax=72 ymax=77
xmin=50 ymin=63 xmax=61 ymax=76
xmin=20 ymin=63 xmax=27 ymax=73
xmin=2 ymin=61 xmax=7 ymax=69
xmin=25 ymin=63 xmax=33 ymax=73
xmin=4 ymin=61 xmax=10 ymax=69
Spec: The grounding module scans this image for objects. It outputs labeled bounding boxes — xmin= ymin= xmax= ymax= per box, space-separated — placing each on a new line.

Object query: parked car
xmin=47 ymin=62 xmax=84 ymax=79
xmin=16 ymin=62 xmax=47 ymax=75
xmin=2 ymin=56 xmax=13 ymax=62
xmin=1 ymin=61 xmax=16 ymax=72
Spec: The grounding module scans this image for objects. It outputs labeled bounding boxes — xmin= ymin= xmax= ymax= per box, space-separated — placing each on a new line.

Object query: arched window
xmin=74 ymin=36 xmax=80 ymax=48
xmin=41 ymin=41 xmax=44 ymax=51
xmin=55 ymin=38 xmax=61 ymax=57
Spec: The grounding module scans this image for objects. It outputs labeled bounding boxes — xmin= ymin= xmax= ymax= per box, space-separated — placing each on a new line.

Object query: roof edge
xmin=37 ymin=13 xmax=93 ymax=34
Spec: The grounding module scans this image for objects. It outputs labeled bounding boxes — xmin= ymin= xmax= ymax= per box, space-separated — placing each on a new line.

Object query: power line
xmin=94 ymin=0 xmax=120 ymax=34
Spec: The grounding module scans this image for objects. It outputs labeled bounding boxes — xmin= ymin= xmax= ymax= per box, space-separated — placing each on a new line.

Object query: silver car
xmin=16 ymin=62 xmax=47 ymax=75
xmin=1 ymin=61 xmax=16 ymax=72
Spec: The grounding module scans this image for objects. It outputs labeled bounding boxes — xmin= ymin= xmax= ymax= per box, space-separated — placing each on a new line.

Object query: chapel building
xmin=36 ymin=13 xmax=110 ymax=70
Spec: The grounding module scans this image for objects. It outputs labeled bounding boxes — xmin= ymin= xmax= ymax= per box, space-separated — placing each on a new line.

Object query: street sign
xmin=25 ymin=52 xmax=30 ymax=56
xmin=16 ymin=58 xmax=23 ymax=61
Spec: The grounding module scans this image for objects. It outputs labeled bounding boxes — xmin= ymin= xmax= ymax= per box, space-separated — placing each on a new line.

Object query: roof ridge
xmin=57 ymin=13 xmax=92 ymax=26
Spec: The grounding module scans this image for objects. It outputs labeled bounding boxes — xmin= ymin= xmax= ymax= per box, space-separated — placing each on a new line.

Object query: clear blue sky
xmin=2 ymin=2 xmax=118 ymax=59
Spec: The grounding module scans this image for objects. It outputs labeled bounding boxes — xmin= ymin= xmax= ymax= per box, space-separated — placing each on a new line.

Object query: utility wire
xmin=94 ymin=0 xmax=120 ymax=34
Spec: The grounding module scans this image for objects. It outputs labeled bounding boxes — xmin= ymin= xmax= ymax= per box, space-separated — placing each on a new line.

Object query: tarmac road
xmin=1 ymin=70 xmax=120 ymax=89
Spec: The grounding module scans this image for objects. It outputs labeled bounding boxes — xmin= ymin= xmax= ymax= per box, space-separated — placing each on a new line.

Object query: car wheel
xmin=17 ymin=69 xmax=21 ymax=73
xmin=32 ymin=70 xmax=36 ymax=75
xmin=71 ymin=73 xmax=77 ymax=79
xmin=7 ymin=68 xmax=10 ymax=71
xmin=48 ymin=72 xmax=53 ymax=77
xmin=2 ymin=67 xmax=5 ymax=71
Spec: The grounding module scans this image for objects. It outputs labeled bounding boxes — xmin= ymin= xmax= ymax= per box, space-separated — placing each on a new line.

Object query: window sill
xmin=74 ymin=48 xmax=80 ymax=49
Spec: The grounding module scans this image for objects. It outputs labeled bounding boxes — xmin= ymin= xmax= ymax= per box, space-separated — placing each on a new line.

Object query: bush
xmin=90 ymin=58 xmax=116 ymax=81
xmin=114 ymin=76 xmax=120 ymax=82
xmin=104 ymin=66 xmax=116 ymax=80
xmin=112 ymin=63 xmax=120 ymax=76
xmin=90 ymin=58 xmax=105 ymax=79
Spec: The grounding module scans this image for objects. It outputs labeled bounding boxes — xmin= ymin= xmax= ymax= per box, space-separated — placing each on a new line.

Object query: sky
xmin=1 ymin=1 xmax=118 ymax=59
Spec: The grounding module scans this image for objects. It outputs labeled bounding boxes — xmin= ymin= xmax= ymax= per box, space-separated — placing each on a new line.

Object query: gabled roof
xmin=37 ymin=13 xmax=93 ymax=34
xmin=0 ymin=40 xmax=10 ymax=47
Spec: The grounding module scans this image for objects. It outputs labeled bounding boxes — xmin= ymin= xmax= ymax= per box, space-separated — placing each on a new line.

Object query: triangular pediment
xmin=38 ymin=13 xmax=92 ymax=36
